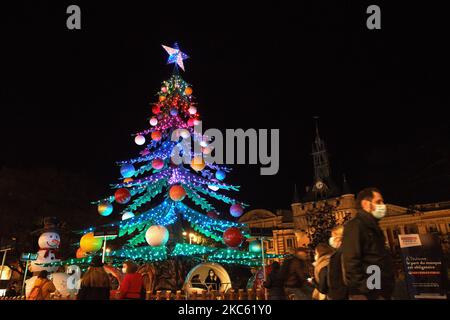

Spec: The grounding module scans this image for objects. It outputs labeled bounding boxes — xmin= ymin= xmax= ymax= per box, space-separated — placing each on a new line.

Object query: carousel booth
xmin=183 ymin=262 xmax=231 ymax=298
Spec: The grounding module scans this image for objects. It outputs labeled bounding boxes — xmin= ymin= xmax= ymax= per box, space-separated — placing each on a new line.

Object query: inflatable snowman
xmin=25 ymin=266 xmax=77 ymax=299
xmin=30 ymin=232 xmax=61 ymax=273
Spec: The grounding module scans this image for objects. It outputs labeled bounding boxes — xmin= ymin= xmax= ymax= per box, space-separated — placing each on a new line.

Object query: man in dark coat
xmin=342 ymin=187 xmax=395 ymax=300
xmin=263 ymin=261 xmax=286 ymax=300
xmin=281 ymin=247 xmax=311 ymax=300
xmin=77 ymin=256 xmax=111 ymax=300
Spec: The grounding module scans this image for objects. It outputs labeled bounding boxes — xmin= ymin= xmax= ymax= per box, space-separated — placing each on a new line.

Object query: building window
xmin=286 ymin=238 xmax=294 ymax=248
xmin=427 ymin=224 xmax=439 ymax=233
xmin=393 ymin=228 xmax=401 ymax=238
xmin=268 ymin=240 xmax=273 ymax=249
xmin=406 ymin=224 xmax=418 ymax=234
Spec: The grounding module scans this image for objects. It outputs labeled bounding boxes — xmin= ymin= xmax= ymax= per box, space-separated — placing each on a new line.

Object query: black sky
xmin=2 ymin=1 xmax=449 ymax=220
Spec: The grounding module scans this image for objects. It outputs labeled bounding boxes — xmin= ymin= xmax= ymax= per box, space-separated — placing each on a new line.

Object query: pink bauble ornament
xmin=230 ymin=204 xmax=244 ymax=218
xmin=207 ymin=211 xmax=219 ymax=219
xmin=188 ymin=106 xmax=197 ymax=115
xmin=152 ymin=158 xmax=164 ymax=170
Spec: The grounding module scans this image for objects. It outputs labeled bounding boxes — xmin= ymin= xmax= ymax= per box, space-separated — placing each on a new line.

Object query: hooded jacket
xmin=77 ymin=266 xmax=111 ymax=300
xmin=281 ymin=255 xmax=307 ymax=288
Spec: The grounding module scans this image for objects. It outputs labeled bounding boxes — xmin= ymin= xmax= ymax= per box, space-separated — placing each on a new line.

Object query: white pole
xmin=260 ymin=237 xmax=266 ymax=281
xmin=21 ymin=261 xmax=29 ymax=297
xmin=102 ymin=236 xmax=107 ymax=263
xmin=260 ymin=237 xmax=269 ymax=300
xmin=0 ymin=249 xmax=9 ymax=280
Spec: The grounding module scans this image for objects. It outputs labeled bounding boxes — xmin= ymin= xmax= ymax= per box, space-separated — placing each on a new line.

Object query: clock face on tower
xmin=315 ymin=180 xmax=324 ymax=190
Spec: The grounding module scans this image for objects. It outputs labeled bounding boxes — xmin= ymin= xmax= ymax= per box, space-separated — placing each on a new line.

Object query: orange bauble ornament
xmin=159 ymin=95 xmax=166 ymax=102
xmin=76 ymin=248 xmax=87 ymax=259
xmin=169 ymin=185 xmax=186 ymax=201
xmin=185 ymin=87 xmax=193 ymax=96
xmin=151 ymin=131 xmax=162 ymax=141
xmin=190 ymin=156 xmax=206 ymax=171
xmin=123 ymin=178 xmax=133 ymax=183
xmin=80 ymin=232 xmax=103 ymax=253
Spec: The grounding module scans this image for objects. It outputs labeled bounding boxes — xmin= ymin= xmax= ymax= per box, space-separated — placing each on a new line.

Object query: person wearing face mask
xmin=311 ymin=243 xmax=334 ymax=300
xmin=205 ymin=269 xmax=221 ymax=291
xmin=326 ymin=225 xmax=348 ymax=300
xmin=118 ymin=261 xmax=144 ymax=300
xmin=341 ymin=187 xmax=395 ymax=300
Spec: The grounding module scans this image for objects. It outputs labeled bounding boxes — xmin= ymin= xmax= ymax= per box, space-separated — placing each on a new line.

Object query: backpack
xmin=28 ymin=282 xmax=45 ymax=300
xmin=279 ymin=257 xmax=293 ymax=282
xmin=326 ymin=250 xmax=348 ymax=300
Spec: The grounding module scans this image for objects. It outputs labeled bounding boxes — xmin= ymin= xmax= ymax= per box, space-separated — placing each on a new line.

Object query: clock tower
xmin=308 ymin=117 xmax=338 ymax=200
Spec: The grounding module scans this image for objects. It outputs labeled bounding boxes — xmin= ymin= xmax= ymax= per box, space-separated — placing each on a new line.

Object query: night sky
xmin=2 ymin=1 xmax=449 ymax=225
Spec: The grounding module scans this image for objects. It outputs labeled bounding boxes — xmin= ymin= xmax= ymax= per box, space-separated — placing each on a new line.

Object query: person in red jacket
xmin=118 ymin=261 xmax=144 ymax=300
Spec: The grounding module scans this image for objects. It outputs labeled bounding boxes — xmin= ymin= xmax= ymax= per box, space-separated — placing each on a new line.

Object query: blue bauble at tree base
xmin=215 ymin=170 xmax=226 ymax=181
xmin=120 ymin=164 xmax=136 ymax=178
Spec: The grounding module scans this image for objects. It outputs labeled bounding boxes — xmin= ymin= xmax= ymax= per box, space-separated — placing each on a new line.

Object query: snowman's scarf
xmin=42 ymin=248 xmax=59 ymax=259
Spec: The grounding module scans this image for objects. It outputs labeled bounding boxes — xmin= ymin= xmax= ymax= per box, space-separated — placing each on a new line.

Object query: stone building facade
xmin=239 ymin=200 xmax=450 ymax=256
xmin=238 ymin=120 xmax=450 ymax=257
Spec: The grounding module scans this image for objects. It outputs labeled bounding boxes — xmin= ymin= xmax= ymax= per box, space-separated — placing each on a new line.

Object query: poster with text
xmin=399 ymin=234 xmax=448 ymax=299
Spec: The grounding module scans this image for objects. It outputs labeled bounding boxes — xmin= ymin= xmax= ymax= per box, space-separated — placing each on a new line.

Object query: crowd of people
xmin=263 ymin=187 xmax=408 ymax=300
xmin=26 ymin=257 xmax=145 ymax=300
xmin=25 ymin=187 xmax=416 ymax=300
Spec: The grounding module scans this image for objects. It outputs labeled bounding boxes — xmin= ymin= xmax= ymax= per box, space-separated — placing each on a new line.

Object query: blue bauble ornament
xmin=170 ymin=108 xmax=178 ymax=116
xmin=98 ymin=202 xmax=113 ymax=216
xmin=215 ymin=170 xmax=226 ymax=181
xmin=120 ymin=164 xmax=135 ymax=178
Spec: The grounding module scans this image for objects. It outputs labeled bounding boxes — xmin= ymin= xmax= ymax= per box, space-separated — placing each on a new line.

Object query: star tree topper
xmin=162 ymin=42 xmax=189 ymax=71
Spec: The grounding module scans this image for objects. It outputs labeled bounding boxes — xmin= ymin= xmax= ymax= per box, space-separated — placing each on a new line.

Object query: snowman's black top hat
xmin=31 ymin=217 xmax=62 ymax=235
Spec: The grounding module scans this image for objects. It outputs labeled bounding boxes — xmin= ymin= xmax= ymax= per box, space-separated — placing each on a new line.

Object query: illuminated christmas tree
xmin=44 ymin=44 xmax=281 ymax=290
